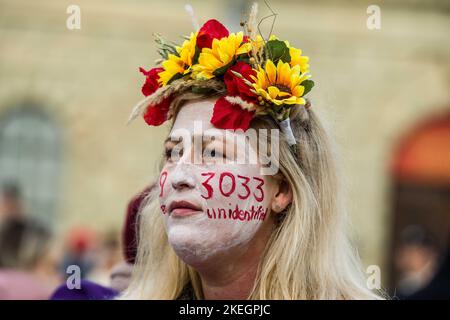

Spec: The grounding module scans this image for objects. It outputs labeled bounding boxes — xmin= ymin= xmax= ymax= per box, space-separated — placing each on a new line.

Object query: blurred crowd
xmin=0 ymin=181 xmax=148 ymax=300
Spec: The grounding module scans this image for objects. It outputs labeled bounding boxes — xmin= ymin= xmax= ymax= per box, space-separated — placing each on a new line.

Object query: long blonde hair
xmin=122 ymin=92 xmax=384 ymax=299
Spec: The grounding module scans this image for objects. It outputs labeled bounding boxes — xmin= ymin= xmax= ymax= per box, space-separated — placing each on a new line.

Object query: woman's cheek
xmin=158 ymin=164 xmax=271 ymax=221
xmin=200 ymin=169 xmax=270 ymax=223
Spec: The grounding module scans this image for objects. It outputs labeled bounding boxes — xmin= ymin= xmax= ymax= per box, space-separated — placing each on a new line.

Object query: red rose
xmin=210 ymin=96 xmax=254 ymax=131
xmin=224 ymin=62 xmax=257 ymax=103
xmin=143 ymin=98 xmax=171 ymax=126
xmin=139 ymin=67 xmax=164 ymax=97
xmin=140 ymin=67 xmax=172 ymax=126
xmin=196 ymin=19 xmax=229 ymax=49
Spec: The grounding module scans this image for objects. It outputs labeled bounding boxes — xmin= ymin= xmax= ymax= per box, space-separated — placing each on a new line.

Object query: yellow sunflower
xmin=288 ymin=46 xmax=310 ymax=74
xmin=158 ymin=32 xmax=197 ymax=86
xmin=192 ymin=32 xmax=252 ymax=80
xmin=251 ymin=59 xmax=310 ymax=106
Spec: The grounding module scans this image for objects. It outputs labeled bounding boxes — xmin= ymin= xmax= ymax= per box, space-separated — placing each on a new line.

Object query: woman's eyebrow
xmin=165 ymin=134 xmax=229 ymax=150
xmin=202 ymin=135 xmax=225 ymax=148
xmin=164 ymin=135 xmax=182 ymax=145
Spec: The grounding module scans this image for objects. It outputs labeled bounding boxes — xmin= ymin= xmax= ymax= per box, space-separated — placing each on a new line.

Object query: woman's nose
xmin=172 ymin=179 xmax=194 ymax=191
xmin=170 ymin=167 xmax=196 ymax=191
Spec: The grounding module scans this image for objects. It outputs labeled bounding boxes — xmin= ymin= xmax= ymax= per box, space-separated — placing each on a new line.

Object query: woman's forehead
xmin=168 ymin=98 xmax=254 ymax=149
xmin=170 ymin=99 xmax=215 ymax=134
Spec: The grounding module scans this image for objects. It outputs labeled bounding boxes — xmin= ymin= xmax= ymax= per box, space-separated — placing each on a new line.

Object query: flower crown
xmin=129 ymin=13 xmax=314 ymax=147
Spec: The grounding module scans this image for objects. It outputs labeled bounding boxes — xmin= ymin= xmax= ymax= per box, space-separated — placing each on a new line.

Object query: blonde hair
xmin=122 ymin=92 xmax=384 ymax=300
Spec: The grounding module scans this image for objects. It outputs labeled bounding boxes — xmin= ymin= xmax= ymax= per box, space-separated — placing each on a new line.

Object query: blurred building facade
xmin=1 ymin=0 xmax=449 ymax=289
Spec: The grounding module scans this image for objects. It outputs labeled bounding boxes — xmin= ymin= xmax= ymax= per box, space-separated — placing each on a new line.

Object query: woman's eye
xmin=165 ymin=148 xmax=183 ymax=162
xmin=204 ymin=149 xmax=224 ymax=159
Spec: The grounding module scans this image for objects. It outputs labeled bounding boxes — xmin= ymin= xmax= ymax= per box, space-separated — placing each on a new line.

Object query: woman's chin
xmin=167 ymin=230 xmax=226 ymax=266
xmin=166 ymin=219 xmax=262 ymax=268
xmin=171 ymin=244 xmax=219 ymax=267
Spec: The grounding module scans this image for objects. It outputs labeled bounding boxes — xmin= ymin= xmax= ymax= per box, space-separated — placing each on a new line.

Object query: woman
xmin=122 ymin=13 xmax=383 ymax=300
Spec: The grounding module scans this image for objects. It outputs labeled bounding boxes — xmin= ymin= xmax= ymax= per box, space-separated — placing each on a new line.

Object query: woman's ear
xmin=271 ymin=179 xmax=293 ymax=213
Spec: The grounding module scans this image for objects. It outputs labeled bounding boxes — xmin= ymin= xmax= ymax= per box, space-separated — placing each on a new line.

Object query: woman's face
xmin=158 ymin=98 xmax=279 ymax=267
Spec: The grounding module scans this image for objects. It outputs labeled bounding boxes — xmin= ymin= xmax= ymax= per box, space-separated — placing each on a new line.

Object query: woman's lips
xmin=171 ymin=208 xmax=202 ymax=217
xmin=168 ymin=200 xmax=203 ymax=218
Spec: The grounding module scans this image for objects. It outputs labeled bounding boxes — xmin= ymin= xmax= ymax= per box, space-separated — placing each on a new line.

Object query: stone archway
xmin=388 ymin=111 xmax=450 ymax=295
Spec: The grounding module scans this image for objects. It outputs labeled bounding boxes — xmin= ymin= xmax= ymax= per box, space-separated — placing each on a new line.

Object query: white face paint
xmin=158 ymin=99 xmax=274 ymax=267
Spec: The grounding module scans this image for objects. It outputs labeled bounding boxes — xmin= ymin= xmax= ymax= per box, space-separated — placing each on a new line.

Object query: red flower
xmin=143 ymin=98 xmax=171 ymax=126
xmin=211 ymin=96 xmax=254 ymax=131
xmin=139 ymin=67 xmax=172 ymax=126
xmin=196 ymin=19 xmax=229 ymax=49
xmin=139 ymin=67 xmax=163 ymax=97
xmin=224 ymin=62 xmax=257 ymax=103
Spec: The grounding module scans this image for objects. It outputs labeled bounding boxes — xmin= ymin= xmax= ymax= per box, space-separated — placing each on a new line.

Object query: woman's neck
xmin=194 ymin=216 xmax=275 ymax=300
xmin=197 ymin=227 xmax=272 ymax=299
xmin=199 ymin=256 xmax=260 ymax=300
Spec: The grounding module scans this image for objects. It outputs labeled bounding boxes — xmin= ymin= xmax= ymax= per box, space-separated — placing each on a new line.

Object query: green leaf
xmin=264 ymin=40 xmax=291 ymax=64
xmin=161 ymin=43 xmax=177 ymax=54
xmin=157 ymin=49 xmax=166 ymax=59
xmin=302 ymin=80 xmax=315 ymax=96
xmin=192 ymin=46 xmax=200 ymax=65
xmin=236 ymin=54 xmax=250 ymax=64
xmin=212 ymin=59 xmax=235 ymax=77
xmin=154 ymin=33 xmax=179 ymax=59
xmin=191 ymin=86 xmax=214 ymax=94
xmin=167 ymin=72 xmax=183 ymax=85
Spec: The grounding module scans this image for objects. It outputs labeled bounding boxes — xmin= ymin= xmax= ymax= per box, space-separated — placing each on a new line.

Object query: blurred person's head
xmin=86 ymin=229 xmax=121 ymax=287
xmin=395 ymin=225 xmax=439 ymax=295
xmin=21 ymin=226 xmax=53 ymax=268
xmin=66 ymin=226 xmax=96 ymax=257
xmin=110 ymin=261 xmax=133 ymax=293
xmin=396 ymin=225 xmax=438 ymax=273
xmin=108 ymin=187 xmax=152 ymax=293
xmin=100 ymin=229 xmax=121 ymax=268
xmin=122 ymin=186 xmax=152 ymax=264
xmin=0 ymin=188 xmax=42 ymax=269
xmin=0 ymin=215 xmax=60 ymax=278
xmin=0 ymin=226 xmax=62 ymax=299
xmin=0 ymin=182 xmax=24 ymax=220
xmin=23 ymin=226 xmax=62 ymax=286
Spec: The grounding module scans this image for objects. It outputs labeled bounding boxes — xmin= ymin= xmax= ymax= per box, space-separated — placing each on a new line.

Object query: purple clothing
xmin=50 ymin=280 xmax=118 ymax=300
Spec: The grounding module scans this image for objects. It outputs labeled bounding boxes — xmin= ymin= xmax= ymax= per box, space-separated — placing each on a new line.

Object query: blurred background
xmin=0 ymin=0 xmax=449 ymax=299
